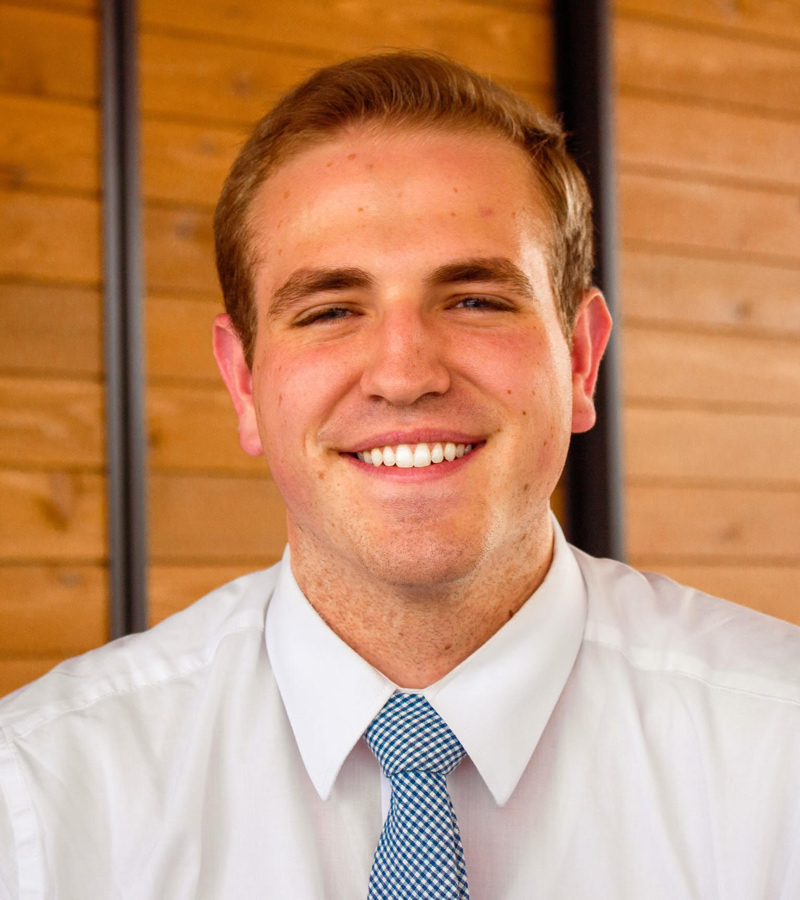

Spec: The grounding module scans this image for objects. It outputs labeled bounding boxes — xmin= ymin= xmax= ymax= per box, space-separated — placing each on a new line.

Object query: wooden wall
xmin=0 ymin=0 xmax=107 ymax=695
xmin=137 ymin=0 xmax=555 ymax=624
xmin=614 ymin=0 xmax=800 ymax=623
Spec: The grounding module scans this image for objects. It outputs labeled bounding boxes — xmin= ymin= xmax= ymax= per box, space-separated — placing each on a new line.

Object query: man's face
xmin=214 ymin=127 xmax=609 ymax=590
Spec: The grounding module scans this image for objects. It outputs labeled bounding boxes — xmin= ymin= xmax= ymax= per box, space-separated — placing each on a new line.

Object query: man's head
xmin=214 ymin=52 xmax=594 ymax=367
xmin=212 ymin=52 xmax=611 ymax=598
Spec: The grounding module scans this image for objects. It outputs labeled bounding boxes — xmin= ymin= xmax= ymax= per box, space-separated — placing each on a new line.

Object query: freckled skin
xmin=213 ymin=126 xmax=611 ymax=687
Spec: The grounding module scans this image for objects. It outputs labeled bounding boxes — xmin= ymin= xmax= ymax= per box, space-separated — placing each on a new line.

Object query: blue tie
xmin=365 ymin=692 xmax=470 ymax=899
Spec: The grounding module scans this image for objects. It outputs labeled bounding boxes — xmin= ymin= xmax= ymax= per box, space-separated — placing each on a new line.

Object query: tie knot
xmin=366 ymin=693 xmax=466 ymax=778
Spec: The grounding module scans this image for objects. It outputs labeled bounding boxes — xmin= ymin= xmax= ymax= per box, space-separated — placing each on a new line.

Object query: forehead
xmin=246 ymin=126 xmax=553 ymax=290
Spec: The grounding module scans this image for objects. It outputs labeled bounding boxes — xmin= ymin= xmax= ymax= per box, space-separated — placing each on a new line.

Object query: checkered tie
xmin=365 ymin=692 xmax=470 ymax=899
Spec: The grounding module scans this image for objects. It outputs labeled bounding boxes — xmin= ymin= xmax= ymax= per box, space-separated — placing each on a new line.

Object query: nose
xmin=359 ymin=306 xmax=450 ymax=405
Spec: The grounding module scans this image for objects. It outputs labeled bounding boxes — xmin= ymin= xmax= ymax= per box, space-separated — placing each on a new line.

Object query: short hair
xmin=214 ymin=51 xmax=594 ymax=366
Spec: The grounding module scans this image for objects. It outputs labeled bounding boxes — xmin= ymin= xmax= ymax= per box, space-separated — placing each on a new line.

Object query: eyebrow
xmin=267 ymin=256 xmax=536 ymax=321
xmin=425 ymin=257 xmax=537 ymax=301
xmin=268 ymin=267 xmax=376 ymax=321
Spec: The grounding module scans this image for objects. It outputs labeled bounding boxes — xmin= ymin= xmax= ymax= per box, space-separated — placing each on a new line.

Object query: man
xmin=1 ymin=53 xmax=799 ymax=899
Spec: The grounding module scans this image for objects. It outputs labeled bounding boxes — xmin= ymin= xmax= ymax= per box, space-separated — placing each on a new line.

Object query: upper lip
xmin=341 ymin=430 xmax=486 ymax=454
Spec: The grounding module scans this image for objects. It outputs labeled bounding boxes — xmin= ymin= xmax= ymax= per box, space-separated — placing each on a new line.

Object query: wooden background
xmin=0 ymin=0 xmax=798 ymax=695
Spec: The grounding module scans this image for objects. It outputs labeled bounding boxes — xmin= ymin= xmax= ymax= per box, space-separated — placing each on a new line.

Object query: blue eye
xmin=455 ymin=296 xmax=511 ymax=310
xmin=295 ymin=307 xmax=353 ymax=326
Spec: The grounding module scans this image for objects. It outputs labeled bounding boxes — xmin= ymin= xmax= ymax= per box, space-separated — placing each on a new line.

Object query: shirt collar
xmin=266 ymin=516 xmax=587 ymax=805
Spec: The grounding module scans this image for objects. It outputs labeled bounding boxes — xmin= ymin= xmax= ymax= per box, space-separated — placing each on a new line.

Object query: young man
xmin=1 ymin=53 xmax=799 ymax=899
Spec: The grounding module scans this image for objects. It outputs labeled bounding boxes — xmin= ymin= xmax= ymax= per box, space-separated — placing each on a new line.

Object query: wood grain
xmin=616 ymin=15 xmax=800 ymax=115
xmin=0 ymin=282 xmax=102 ymax=375
xmin=619 ymin=250 xmax=800 ymax=339
xmin=148 ymin=472 xmax=287 ymax=562
xmin=139 ymin=0 xmax=553 ymax=88
xmin=626 ymin=485 xmax=800 ymax=562
xmin=143 ymin=118 xmax=244 ymax=206
xmin=0 ymin=191 xmax=101 ymax=284
xmin=0 ymin=657 xmax=66 ymax=698
xmin=0 ymin=376 xmax=104 ymax=468
xmin=632 ymin=562 xmax=800 ymax=627
xmin=625 ymin=406 xmax=800 ymax=485
xmin=144 ymin=205 xmax=216 ymax=294
xmin=617 ymin=93 xmax=800 ymax=189
xmin=0 ymin=94 xmax=99 ymax=193
xmin=148 ymin=562 xmax=275 ymax=624
xmin=622 ymin=325 xmax=800 ymax=409
xmin=0 ymin=4 xmax=98 ymax=103
xmin=141 ymin=31 xmax=330 ymax=126
xmin=0 ymin=469 xmax=105 ymax=561
xmin=617 ymin=0 xmax=800 ymax=45
xmin=146 ymin=293 xmax=223 ymax=381
xmin=147 ymin=383 xmax=263 ymax=472
xmin=619 ymin=171 xmax=800 ymax=263
xmin=0 ymin=563 xmax=107 ymax=654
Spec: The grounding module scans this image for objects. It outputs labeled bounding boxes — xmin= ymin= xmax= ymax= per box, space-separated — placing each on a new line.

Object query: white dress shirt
xmin=1 ymin=521 xmax=800 ymax=899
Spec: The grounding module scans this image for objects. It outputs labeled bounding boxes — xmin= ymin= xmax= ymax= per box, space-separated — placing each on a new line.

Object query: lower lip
xmin=342 ymin=443 xmax=484 ymax=481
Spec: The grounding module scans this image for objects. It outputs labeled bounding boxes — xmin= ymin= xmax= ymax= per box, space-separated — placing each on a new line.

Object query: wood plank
xmin=144 ymin=205 xmax=216 ymax=294
xmin=0 ymin=282 xmax=102 ymax=375
xmin=0 ymin=376 xmax=104 ymax=468
xmin=0 ymin=191 xmax=101 ymax=283
xmin=148 ymin=562 xmax=275 ymax=624
xmin=148 ymin=472 xmax=287 ymax=562
xmin=143 ymin=117 xmax=244 ymax=205
xmin=0 ymin=5 xmax=98 ymax=103
xmin=622 ymin=325 xmax=800 ymax=409
xmin=0 ymin=469 xmax=105 ymax=561
xmin=625 ymin=406 xmax=800 ymax=485
xmin=619 ymin=171 xmax=800 ymax=263
xmin=147 ymin=383 xmax=264 ymax=472
xmin=617 ymin=0 xmax=800 ymax=46
xmin=617 ymin=93 xmax=800 ymax=189
xmin=146 ymin=293 xmax=222 ymax=381
xmin=626 ymin=485 xmax=800 ymax=562
xmin=0 ymin=563 xmax=107 ymax=654
xmin=620 ymin=250 xmax=800 ymax=339
xmin=141 ymin=31 xmax=330 ymax=126
xmin=615 ymin=15 xmax=800 ymax=115
xmin=0 ymin=94 xmax=99 ymax=193
xmin=0 ymin=657 xmax=66 ymax=698
xmin=633 ymin=562 xmax=800 ymax=627
xmin=139 ymin=0 xmax=553 ymax=88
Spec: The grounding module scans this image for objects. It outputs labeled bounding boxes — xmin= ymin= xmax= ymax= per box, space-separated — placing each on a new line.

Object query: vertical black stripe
xmin=101 ymin=0 xmax=148 ymax=635
xmin=555 ymin=0 xmax=626 ymax=560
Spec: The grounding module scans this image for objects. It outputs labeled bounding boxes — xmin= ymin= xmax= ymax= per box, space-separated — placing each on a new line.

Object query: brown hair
xmin=214 ymin=52 xmax=594 ymax=366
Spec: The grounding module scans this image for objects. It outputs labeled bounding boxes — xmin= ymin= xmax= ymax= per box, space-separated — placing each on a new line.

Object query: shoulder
xmin=0 ymin=562 xmax=281 ymax=743
xmin=572 ymin=547 xmax=800 ymax=707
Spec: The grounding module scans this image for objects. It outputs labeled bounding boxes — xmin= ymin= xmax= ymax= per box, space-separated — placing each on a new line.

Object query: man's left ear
xmin=570 ymin=288 xmax=613 ymax=434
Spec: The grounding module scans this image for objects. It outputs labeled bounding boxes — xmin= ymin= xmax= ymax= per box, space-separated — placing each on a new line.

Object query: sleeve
xmin=0 ymin=780 xmax=18 ymax=899
xmin=0 ymin=741 xmax=42 ymax=900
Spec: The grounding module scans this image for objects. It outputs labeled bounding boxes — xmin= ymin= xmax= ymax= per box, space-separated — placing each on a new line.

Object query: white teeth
xmin=413 ymin=444 xmax=431 ymax=467
xmin=395 ymin=444 xmax=414 ymax=468
xmin=356 ymin=441 xmax=476 ymax=467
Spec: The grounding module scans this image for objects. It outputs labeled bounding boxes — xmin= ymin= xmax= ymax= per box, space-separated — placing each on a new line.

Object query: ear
xmin=570 ymin=288 xmax=613 ymax=434
xmin=212 ymin=314 xmax=264 ymax=457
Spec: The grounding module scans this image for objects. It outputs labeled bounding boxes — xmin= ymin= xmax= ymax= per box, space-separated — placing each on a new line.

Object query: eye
xmin=294 ymin=306 xmax=355 ymax=327
xmin=452 ymin=295 xmax=514 ymax=311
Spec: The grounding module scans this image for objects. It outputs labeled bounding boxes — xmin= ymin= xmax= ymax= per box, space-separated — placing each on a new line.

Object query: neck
xmin=288 ymin=519 xmax=554 ymax=688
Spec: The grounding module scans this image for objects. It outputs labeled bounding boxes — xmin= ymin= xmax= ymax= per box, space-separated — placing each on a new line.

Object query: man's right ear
xmin=212 ymin=314 xmax=264 ymax=457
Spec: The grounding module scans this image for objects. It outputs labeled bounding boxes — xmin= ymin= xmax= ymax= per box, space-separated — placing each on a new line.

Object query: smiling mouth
xmin=353 ymin=441 xmax=477 ymax=468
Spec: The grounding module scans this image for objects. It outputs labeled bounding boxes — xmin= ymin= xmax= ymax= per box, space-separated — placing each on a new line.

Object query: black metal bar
xmin=101 ymin=0 xmax=148 ymax=635
xmin=554 ymin=0 xmax=626 ymax=560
